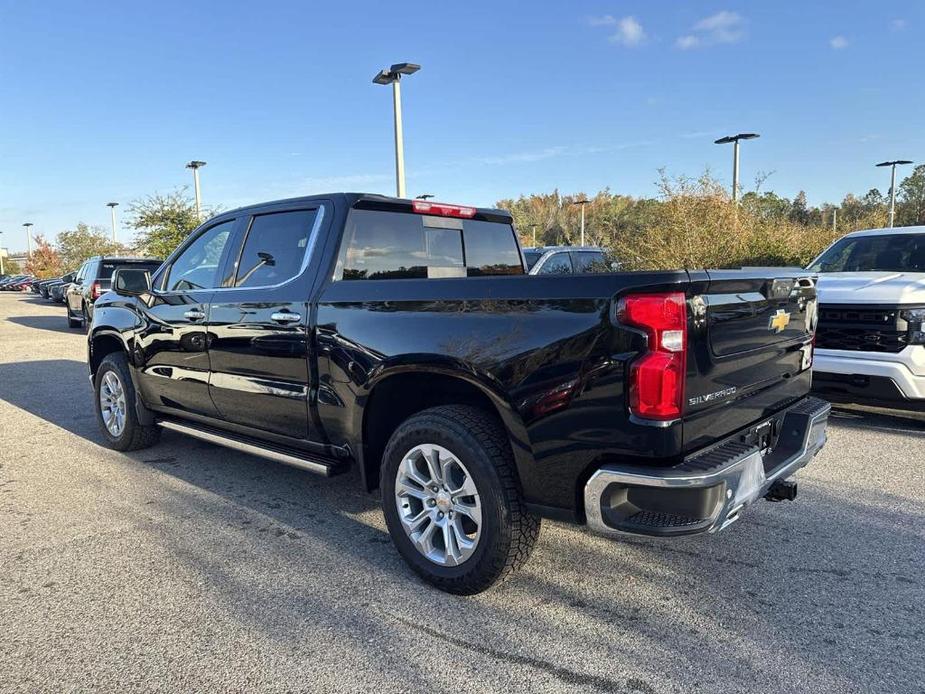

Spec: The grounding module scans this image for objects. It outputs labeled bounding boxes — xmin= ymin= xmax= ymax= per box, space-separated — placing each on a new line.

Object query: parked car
xmin=88 ymin=193 xmax=828 ymax=594
xmin=523 ymin=245 xmax=615 ymax=274
xmin=66 ymin=257 xmax=163 ymax=329
xmin=38 ymin=276 xmax=66 ymax=299
xmin=0 ymin=275 xmax=24 ymax=289
xmin=3 ymin=275 xmax=34 ymax=291
xmin=808 ymin=225 xmax=925 ymax=410
xmin=50 ymin=280 xmax=70 ymax=303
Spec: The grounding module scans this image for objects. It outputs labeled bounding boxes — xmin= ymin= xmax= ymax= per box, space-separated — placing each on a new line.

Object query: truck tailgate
xmin=683 ymin=269 xmax=818 ymax=451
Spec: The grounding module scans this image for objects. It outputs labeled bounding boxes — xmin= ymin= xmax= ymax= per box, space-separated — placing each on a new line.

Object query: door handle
xmin=183 ymin=309 xmax=206 ymax=321
xmin=270 ymin=312 xmax=301 ymax=324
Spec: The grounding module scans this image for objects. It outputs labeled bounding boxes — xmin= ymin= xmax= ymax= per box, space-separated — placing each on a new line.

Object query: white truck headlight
xmin=901 ymin=307 xmax=925 ymax=345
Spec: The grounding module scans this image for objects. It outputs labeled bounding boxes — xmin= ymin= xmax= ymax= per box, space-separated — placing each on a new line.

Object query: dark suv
xmin=66 ymin=256 xmax=162 ymax=329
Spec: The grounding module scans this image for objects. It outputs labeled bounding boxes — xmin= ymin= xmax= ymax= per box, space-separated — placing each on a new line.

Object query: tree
xmin=897 ymin=164 xmax=925 ymax=226
xmin=789 ymin=191 xmax=811 ymax=225
xmin=56 ymin=223 xmax=127 ymax=270
xmin=25 ymin=235 xmax=64 ymax=278
xmin=127 ymin=188 xmax=205 ymax=259
xmin=2 ymin=257 xmax=21 ymax=274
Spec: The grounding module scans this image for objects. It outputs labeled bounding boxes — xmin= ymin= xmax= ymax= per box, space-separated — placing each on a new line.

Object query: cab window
xmin=233 ymin=209 xmax=319 ymax=288
xmin=163 ymin=220 xmax=235 ymax=291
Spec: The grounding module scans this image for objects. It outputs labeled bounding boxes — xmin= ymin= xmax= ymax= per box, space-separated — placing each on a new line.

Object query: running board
xmin=157 ymin=420 xmax=340 ymax=476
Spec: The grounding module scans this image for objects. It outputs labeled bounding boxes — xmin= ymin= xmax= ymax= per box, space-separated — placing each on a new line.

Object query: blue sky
xmin=0 ymin=0 xmax=922 ymax=250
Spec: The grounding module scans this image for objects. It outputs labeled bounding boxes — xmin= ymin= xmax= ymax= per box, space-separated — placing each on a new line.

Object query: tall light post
xmin=373 ymin=62 xmax=420 ymax=198
xmin=23 ymin=223 xmax=34 ymax=259
xmin=186 ymin=160 xmax=207 ymax=219
xmin=0 ymin=231 xmax=5 ymax=275
xmin=876 ymin=159 xmax=913 ymax=228
xmin=570 ymin=199 xmax=590 ymax=246
xmin=714 ymin=133 xmax=760 ymax=202
xmin=106 ymin=202 xmax=119 ymax=242
xmin=530 ymin=224 xmax=538 ymax=246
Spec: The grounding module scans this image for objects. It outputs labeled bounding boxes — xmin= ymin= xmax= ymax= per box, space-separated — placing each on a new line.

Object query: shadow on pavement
xmin=1 ymin=357 xmax=923 ymax=692
xmin=7 ymin=315 xmax=77 ymax=334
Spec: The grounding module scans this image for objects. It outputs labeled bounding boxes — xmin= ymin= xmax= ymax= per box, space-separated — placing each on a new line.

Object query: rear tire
xmin=381 ymin=405 xmax=540 ymax=595
xmin=66 ymin=306 xmax=81 ymax=329
xmin=94 ymin=352 xmax=161 ymax=451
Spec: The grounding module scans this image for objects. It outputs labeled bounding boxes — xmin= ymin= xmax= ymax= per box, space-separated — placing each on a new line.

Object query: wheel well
xmin=89 ymin=333 xmax=125 ymax=377
xmin=362 ymin=372 xmax=507 ymax=492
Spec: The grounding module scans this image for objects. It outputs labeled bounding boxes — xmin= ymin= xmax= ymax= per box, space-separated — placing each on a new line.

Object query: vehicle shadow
xmin=829 ymin=404 xmax=925 ymax=432
xmin=6 ymin=315 xmax=75 ymax=334
xmin=1 ymin=359 xmax=922 ymax=692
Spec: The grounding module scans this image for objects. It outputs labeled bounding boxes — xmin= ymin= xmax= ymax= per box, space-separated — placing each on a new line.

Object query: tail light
xmin=91 ymin=281 xmax=102 ymax=300
xmin=617 ymin=292 xmax=687 ymax=421
xmin=411 ymin=200 xmax=477 ymax=218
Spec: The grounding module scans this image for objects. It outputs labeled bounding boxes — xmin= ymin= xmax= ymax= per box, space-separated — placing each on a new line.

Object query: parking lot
xmin=0 ymin=291 xmax=922 ymax=694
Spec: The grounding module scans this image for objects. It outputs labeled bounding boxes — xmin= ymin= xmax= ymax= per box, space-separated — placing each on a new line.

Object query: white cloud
xmin=676 ymin=10 xmax=746 ymax=49
xmin=608 ymin=16 xmax=646 ymax=46
xmin=588 ymin=15 xmax=617 ymax=27
xmin=890 ymin=18 xmax=907 ymax=31
xmin=829 ymin=35 xmax=849 ymax=49
xmin=478 ymin=147 xmax=568 ymax=166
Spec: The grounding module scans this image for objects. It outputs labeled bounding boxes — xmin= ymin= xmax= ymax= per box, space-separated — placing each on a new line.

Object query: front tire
xmin=381 ymin=405 xmax=540 ymax=594
xmin=94 ymin=352 xmax=161 ymax=451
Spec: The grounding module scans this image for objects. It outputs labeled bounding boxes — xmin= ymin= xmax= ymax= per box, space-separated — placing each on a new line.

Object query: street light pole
xmin=106 ymin=202 xmax=119 ymax=242
xmin=570 ymin=199 xmax=591 ymax=246
xmin=0 ymin=232 xmax=5 ymax=275
xmin=531 ymin=224 xmax=537 ymax=246
xmin=373 ymin=63 xmax=420 ymax=198
xmin=714 ymin=133 xmax=760 ymax=202
xmin=186 ymin=161 xmax=207 ymax=219
xmin=23 ymin=223 xmax=34 ymax=259
xmin=876 ymin=160 xmax=913 ymax=228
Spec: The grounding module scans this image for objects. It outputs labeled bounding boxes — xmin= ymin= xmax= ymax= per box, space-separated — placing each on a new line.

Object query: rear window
xmin=98 ymin=260 xmax=162 ymax=279
xmin=337 ymin=210 xmax=523 ymax=280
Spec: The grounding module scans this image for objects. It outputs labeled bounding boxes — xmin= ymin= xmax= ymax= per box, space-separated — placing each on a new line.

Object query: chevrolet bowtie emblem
xmin=769 ymin=309 xmax=791 ymax=333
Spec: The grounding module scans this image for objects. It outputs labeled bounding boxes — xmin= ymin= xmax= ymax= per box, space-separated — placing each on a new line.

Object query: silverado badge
xmin=769 ymin=309 xmax=791 ymax=333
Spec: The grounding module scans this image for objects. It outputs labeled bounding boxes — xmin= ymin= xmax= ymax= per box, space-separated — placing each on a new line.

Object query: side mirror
xmin=112 ymin=268 xmax=152 ymax=296
xmin=74 ymin=277 xmax=84 ymax=285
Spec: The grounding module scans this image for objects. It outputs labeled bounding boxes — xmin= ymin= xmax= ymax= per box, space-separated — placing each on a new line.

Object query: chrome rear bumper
xmin=584 ymin=397 xmax=831 ymax=537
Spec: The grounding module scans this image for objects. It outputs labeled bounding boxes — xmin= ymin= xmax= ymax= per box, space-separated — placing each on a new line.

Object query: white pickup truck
xmin=808 ymin=225 xmax=925 ymax=410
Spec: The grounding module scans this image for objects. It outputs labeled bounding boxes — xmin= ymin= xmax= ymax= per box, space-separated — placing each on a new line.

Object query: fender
xmin=352 ymin=356 xmax=535 ymax=492
xmin=89 ymin=302 xmax=155 ymax=426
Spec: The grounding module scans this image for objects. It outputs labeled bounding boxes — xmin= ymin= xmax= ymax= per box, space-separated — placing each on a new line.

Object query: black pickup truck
xmin=88 ymin=193 xmax=829 ymax=594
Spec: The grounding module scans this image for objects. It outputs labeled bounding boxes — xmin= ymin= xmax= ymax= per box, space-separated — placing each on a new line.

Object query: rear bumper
xmin=583 ymin=397 xmax=830 ymax=537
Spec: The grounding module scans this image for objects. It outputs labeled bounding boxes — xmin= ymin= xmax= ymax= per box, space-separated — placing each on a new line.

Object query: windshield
xmin=523 ymin=250 xmax=543 ymax=270
xmin=808 ymin=233 xmax=925 ymax=273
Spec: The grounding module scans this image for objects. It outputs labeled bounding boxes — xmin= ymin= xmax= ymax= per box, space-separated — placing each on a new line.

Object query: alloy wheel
xmin=99 ymin=371 xmax=127 ymax=437
xmin=394 ymin=443 xmax=482 ymax=566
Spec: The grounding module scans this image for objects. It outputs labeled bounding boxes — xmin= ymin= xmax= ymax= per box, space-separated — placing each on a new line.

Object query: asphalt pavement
xmin=0 ymin=292 xmax=922 ymax=693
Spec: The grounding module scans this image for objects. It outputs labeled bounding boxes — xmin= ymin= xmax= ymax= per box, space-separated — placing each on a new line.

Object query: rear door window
xmin=571 ymin=251 xmax=606 ymax=273
xmin=337 ymin=210 xmax=523 ymax=280
xmin=233 ymin=209 xmax=319 ymax=288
